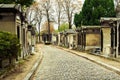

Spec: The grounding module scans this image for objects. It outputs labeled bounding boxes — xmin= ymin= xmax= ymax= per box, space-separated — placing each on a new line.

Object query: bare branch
xmin=62 ymin=0 xmax=82 ymax=29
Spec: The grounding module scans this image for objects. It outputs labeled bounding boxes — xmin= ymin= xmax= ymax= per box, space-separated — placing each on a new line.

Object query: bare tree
xmin=36 ymin=10 xmax=43 ymax=43
xmin=27 ymin=2 xmax=43 ymax=43
xmin=55 ymin=0 xmax=63 ymax=30
xmin=41 ymin=0 xmax=54 ymax=41
xmin=62 ymin=0 xmax=81 ymax=29
xmin=26 ymin=2 xmax=38 ymax=25
xmin=26 ymin=7 xmax=36 ymax=24
xmin=34 ymin=3 xmax=43 ymax=43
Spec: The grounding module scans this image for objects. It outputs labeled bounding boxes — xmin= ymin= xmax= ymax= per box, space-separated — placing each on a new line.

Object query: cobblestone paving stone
xmin=33 ymin=45 xmax=120 ymax=80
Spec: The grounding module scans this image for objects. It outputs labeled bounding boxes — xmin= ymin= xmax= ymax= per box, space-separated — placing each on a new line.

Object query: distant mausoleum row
xmin=41 ymin=19 xmax=120 ymax=58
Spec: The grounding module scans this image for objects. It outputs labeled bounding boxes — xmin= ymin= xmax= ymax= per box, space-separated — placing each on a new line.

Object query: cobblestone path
xmin=32 ymin=45 xmax=120 ymax=80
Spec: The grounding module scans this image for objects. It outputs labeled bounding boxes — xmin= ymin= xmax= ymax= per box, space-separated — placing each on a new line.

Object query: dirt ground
xmin=2 ymin=44 xmax=42 ymax=80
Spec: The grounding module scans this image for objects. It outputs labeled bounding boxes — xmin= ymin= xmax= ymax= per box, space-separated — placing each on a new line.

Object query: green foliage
xmin=0 ymin=0 xmax=34 ymax=7
xmin=0 ymin=0 xmax=15 ymax=4
xmin=16 ymin=0 xmax=34 ymax=7
xmin=0 ymin=31 xmax=20 ymax=62
xmin=59 ymin=23 xmax=69 ymax=32
xmin=54 ymin=30 xmax=59 ymax=33
xmin=74 ymin=12 xmax=82 ymax=27
xmin=74 ymin=0 xmax=116 ymax=27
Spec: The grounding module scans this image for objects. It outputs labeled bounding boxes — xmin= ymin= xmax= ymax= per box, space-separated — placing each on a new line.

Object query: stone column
xmin=116 ymin=1 xmax=120 ymax=57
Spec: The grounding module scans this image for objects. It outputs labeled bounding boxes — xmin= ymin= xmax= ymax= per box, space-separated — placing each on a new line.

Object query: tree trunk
xmin=58 ymin=19 xmax=60 ymax=30
xmin=48 ymin=20 xmax=50 ymax=41
xmin=47 ymin=11 xmax=51 ymax=42
xmin=38 ymin=22 xmax=41 ymax=43
xmin=69 ymin=20 xmax=72 ymax=29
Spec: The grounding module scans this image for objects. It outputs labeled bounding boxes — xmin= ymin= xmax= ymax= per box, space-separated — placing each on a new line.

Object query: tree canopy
xmin=58 ymin=23 xmax=69 ymax=32
xmin=74 ymin=0 xmax=116 ymax=27
xmin=74 ymin=12 xmax=82 ymax=27
xmin=0 ymin=0 xmax=34 ymax=7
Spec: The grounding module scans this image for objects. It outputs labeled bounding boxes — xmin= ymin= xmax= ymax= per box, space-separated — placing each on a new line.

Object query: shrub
xmin=74 ymin=0 xmax=116 ymax=27
xmin=0 ymin=31 xmax=20 ymax=67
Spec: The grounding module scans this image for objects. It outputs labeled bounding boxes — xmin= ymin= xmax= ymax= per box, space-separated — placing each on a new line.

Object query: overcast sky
xmin=35 ymin=0 xmax=85 ymax=30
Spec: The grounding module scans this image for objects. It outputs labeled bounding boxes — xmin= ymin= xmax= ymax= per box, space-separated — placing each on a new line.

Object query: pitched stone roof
xmin=100 ymin=17 xmax=120 ymax=22
xmin=64 ymin=29 xmax=77 ymax=34
xmin=0 ymin=4 xmax=21 ymax=13
xmin=100 ymin=17 xmax=119 ymax=28
xmin=81 ymin=26 xmax=101 ymax=29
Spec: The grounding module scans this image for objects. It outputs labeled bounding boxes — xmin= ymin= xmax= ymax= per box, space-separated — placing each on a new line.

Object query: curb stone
xmin=23 ymin=51 xmax=43 ymax=80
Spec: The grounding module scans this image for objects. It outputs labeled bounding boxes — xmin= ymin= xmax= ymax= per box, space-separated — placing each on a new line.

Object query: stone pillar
xmin=116 ymin=1 xmax=120 ymax=57
xmin=116 ymin=21 xmax=119 ymax=58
